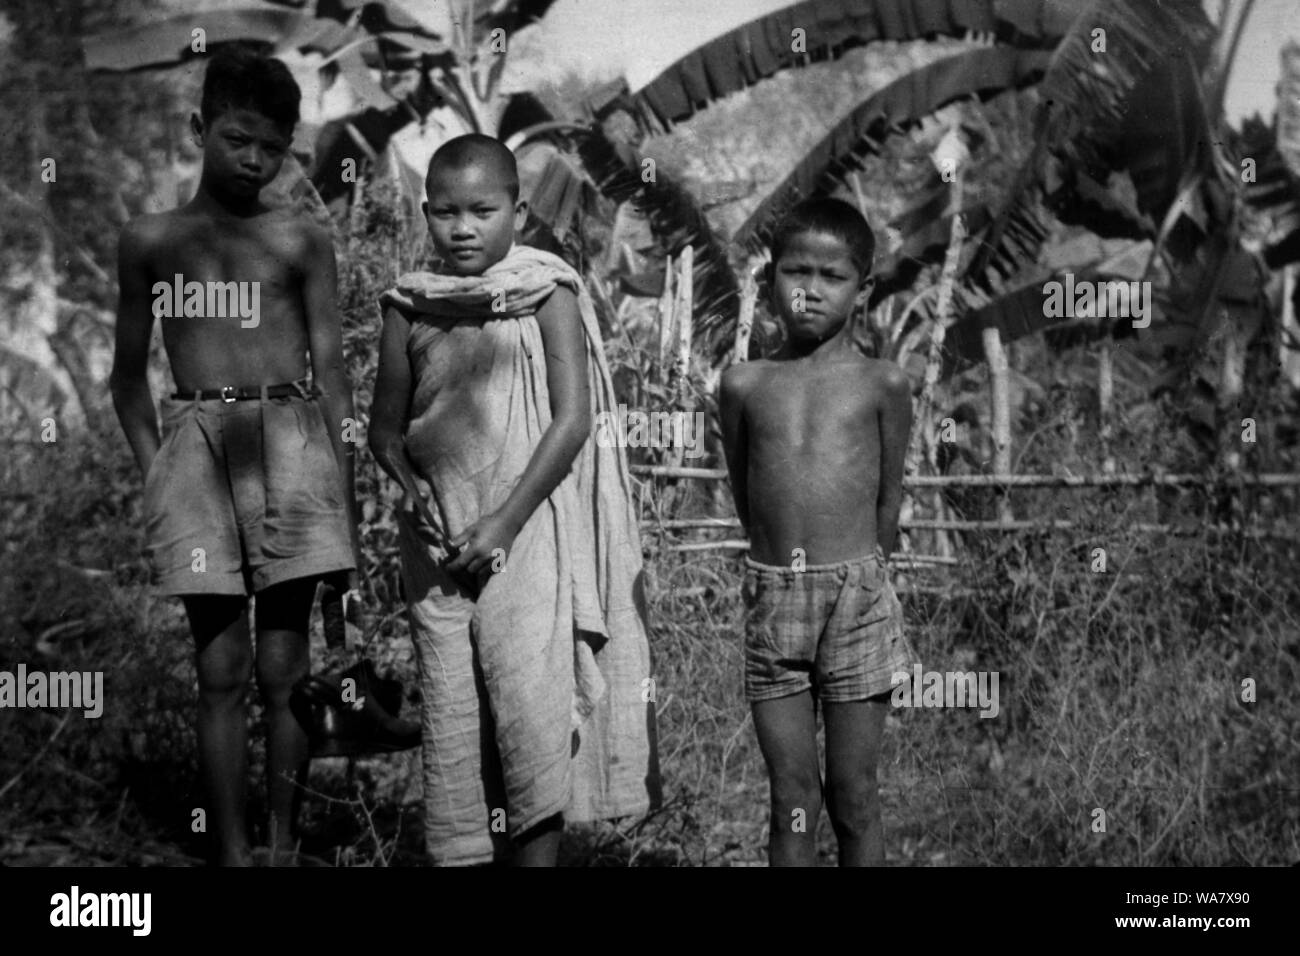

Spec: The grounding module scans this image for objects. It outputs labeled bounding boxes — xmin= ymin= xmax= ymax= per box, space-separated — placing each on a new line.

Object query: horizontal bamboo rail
xmin=658 ymin=541 xmax=959 ymax=565
xmin=631 ymin=465 xmax=1300 ymax=488
xmin=644 ymin=519 xmax=1300 ymax=539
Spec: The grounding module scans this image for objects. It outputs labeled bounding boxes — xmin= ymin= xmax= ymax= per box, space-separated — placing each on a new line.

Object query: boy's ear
xmin=513 ymin=199 xmax=529 ymax=232
xmin=854 ymin=275 xmax=876 ymax=308
xmin=190 ymin=113 xmax=204 ymax=146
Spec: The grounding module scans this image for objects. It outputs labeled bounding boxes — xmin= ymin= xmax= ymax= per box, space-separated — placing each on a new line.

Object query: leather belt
xmin=172 ymin=380 xmax=312 ymax=403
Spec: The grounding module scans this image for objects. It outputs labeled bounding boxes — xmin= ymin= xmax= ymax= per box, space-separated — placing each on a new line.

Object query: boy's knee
xmin=254 ymin=640 xmax=309 ymax=700
xmin=770 ymin=770 xmax=821 ymax=816
xmin=197 ymin=649 xmax=253 ymax=700
xmin=826 ymin=778 xmax=880 ymax=836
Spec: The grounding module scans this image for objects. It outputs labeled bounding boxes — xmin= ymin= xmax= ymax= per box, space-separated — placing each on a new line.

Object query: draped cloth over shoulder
xmin=380 ymin=245 xmax=660 ymax=842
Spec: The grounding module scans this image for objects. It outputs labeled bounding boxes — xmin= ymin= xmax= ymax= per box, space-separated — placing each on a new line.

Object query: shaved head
xmin=426 ymin=133 xmax=519 ymax=201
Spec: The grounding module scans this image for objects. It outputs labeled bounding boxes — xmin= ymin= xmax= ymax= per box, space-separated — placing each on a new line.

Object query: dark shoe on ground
xmin=290 ymin=658 xmax=421 ymax=757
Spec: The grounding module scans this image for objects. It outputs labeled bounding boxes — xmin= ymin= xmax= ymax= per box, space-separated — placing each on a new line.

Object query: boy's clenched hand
xmin=444 ymin=509 xmax=520 ymax=579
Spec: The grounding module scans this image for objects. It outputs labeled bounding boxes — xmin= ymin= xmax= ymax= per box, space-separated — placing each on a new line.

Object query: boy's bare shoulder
xmin=119 ymin=208 xmax=186 ymax=254
xmin=720 ymin=358 xmax=772 ymax=398
xmin=856 ymin=354 xmax=912 ymax=393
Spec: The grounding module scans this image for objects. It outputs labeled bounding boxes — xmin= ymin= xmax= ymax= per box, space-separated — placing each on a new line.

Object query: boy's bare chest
xmin=745 ymin=367 xmax=877 ymax=445
xmin=150 ymin=227 xmax=300 ymax=297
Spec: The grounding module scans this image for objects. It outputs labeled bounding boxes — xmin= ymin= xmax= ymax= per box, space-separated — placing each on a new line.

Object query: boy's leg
xmin=752 ymin=691 xmax=821 ymax=866
xmin=184 ymin=594 xmax=254 ymax=867
xmin=512 ymin=813 xmax=563 ymax=867
xmin=823 ymin=695 xmax=889 ymax=866
xmin=253 ymin=577 xmax=317 ymax=860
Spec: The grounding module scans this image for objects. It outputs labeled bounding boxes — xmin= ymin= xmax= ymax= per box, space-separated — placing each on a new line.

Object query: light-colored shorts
xmin=742 ymin=547 xmax=916 ymax=704
xmin=142 ymin=386 xmax=354 ymax=596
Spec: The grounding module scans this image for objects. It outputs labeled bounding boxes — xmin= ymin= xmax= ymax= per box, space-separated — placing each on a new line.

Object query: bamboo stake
xmin=1098 ymin=332 xmax=1115 ymax=474
xmin=733 ymin=259 xmax=759 ymax=364
xmin=921 ymin=388 xmax=951 ymax=559
xmin=905 ymin=177 xmax=966 ymax=477
xmin=982 ymin=323 xmax=1012 ymax=521
xmin=674 ymin=245 xmax=694 ymax=401
xmin=668 ymin=248 xmax=695 ymax=470
xmin=1281 ymin=265 xmax=1300 ymax=390
xmin=656 ymin=252 xmax=675 ymax=375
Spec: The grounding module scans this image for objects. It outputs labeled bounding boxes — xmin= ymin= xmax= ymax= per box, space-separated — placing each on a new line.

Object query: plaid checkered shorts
xmin=742 ymin=547 xmax=916 ymax=703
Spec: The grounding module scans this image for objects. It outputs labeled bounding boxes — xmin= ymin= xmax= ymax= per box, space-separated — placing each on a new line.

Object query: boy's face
xmin=423 ymin=164 xmax=527 ymax=275
xmin=192 ymin=108 xmax=292 ymax=199
xmin=768 ymin=229 xmax=871 ymax=346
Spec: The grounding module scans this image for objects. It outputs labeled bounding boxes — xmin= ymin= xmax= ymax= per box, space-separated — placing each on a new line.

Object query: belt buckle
xmin=220 ymin=386 xmax=237 ymax=404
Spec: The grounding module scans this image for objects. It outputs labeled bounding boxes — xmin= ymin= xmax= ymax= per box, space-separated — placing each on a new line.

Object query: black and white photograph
xmin=0 ymin=0 xmax=1296 ymax=911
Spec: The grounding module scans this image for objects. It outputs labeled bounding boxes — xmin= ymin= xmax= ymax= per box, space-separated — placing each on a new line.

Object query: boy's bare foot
xmin=512 ymin=814 xmax=563 ymax=866
xmin=252 ymin=845 xmax=298 ymax=867
xmin=251 ymin=845 xmax=330 ymax=867
xmin=217 ymin=845 xmax=256 ymax=867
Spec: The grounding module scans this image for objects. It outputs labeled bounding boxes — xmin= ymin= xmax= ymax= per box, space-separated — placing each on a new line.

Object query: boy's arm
xmin=446 ymin=285 xmax=590 ymax=576
xmin=368 ymin=306 xmax=418 ymax=493
xmin=368 ymin=305 xmax=447 ymax=535
xmin=109 ymin=221 xmax=160 ymax=477
xmin=718 ymin=366 xmax=751 ymax=531
xmin=875 ymin=363 xmax=913 ymax=557
xmin=301 ymin=224 xmax=361 ymax=566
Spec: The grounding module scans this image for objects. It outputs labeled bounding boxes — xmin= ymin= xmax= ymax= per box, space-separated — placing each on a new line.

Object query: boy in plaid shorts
xmin=719 ymin=198 xmax=917 ymax=866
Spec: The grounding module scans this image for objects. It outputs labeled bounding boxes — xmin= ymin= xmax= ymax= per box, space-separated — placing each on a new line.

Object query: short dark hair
xmin=769 ymin=197 xmax=876 ymax=277
xmin=426 ymin=133 xmax=520 ymax=202
xmin=200 ymin=45 xmax=300 ymax=129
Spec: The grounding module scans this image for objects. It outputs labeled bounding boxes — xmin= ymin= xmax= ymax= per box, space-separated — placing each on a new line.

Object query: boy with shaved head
xmin=369 ymin=134 xmax=658 ymax=866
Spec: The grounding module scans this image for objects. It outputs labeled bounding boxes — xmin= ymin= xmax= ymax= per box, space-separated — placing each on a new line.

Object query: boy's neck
xmin=191 ymin=177 xmax=265 ymax=219
xmin=776 ymin=324 xmax=856 ymax=363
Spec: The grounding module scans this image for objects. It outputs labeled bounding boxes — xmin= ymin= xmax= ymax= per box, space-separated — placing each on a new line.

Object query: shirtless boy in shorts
xmin=110 ymin=47 xmax=359 ymax=865
xmin=719 ymin=198 xmax=917 ymax=867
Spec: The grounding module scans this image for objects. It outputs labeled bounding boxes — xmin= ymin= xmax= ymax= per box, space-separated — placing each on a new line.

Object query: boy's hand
xmin=444 ymin=510 xmax=520 ymax=581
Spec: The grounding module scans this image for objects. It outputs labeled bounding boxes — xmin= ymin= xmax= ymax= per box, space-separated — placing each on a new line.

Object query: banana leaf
xmin=577 ymin=127 xmax=739 ymax=346
xmin=1239 ymin=116 xmax=1300 ymax=269
xmin=82 ymin=8 xmax=347 ymax=71
xmin=872 ymin=204 xmax=994 ymax=306
xmin=627 ymin=0 xmax=1074 ymax=132
xmin=732 ymin=46 xmax=1052 ymax=250
xmin=945 ymin=268 xmax=1146 ymax=370
xmin=962 ymin=0 xmax=1213 ymax=293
